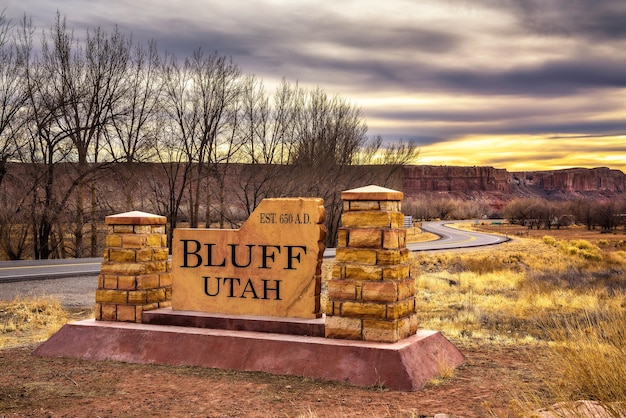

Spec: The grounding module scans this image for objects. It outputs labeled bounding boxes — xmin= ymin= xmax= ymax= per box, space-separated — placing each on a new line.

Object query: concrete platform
xmin=35 ymin=317 xmax=464 ymax=391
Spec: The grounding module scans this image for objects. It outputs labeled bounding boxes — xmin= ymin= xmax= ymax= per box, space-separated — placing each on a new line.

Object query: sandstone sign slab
xmin=171 ymin=198 xmax=326 ymax=319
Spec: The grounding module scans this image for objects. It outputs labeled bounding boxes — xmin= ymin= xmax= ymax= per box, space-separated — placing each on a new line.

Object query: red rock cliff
xmin=511 ymin=167 xmax=626 ymax=193
xmin=401 ymin=165 xmax=626 ymax=204
xmin=402 ymin=165 xmax=511 ymax=194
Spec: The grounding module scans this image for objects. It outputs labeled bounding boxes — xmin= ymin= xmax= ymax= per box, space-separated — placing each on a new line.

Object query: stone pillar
xmin=95 ymin=211 xmax=171 ymax=323
xmin=325 ymin=185 xmax=418 ymax=342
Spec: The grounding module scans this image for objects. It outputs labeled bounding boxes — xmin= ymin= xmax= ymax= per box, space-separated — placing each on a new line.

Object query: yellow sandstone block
xmin=146 ymin=234 xmax=162 ymax=247
xmin=105 ymin=234 xmax=122 ymax=248
xmin=128 ymin=290 xmax=147 ymax=304
xmin=377 ymin=249 xmax=402 ymax=265
xmin=397 ymin=316 xmax=413 ymax=340
xmin=348 ymin=229 xmax=382 ymax=248
xmin=382 ymin=264 xmax=410 ymax=280
xmin=379 ymin=201 xmax=400 ymax=212
xmin=151 ymin=225 xmax=166 ymax=234
xmin=109 ymin=248 xmax=136 ymax=263
xmin=100 ymin=304 xmax=117 ymax=321
xmin=116 ymin=304 xmax=136 ymax=322
xmin=122 ymin=234 xmax=146 ymax=249
xmin=336 ymin=248 xmax=377 ymax=264
xmin=328 ymin=279 xmax=356 ymax=300
xmin=144 ymin=261 xmax=168 ymax=274
xmin=361 ymin=281 xmax=398 ymax=303
xmin=409 ymin=313 xmax=419 ymax=334
xmin=136 ymin=248 xmax=153 ymax=262
xmin=147 ymin=288 xmax=166 ymax=303
xmin=341 ymin=211 xmax=394 ymax=228
xmin=382 ymin=229 xmax=404 ymax=249
xmin=386 ymin=299 xmax=413 ymax=320
xmin=159 ymin=272 xmax=172 ymax=287
xmin=331 ymin=264 xmax=345 ymax=280
xmin=325 ymin=315 xmax=362 ymax=339
xmin=391 ymin=212 xmax=405 ymax=229
xmin=97 ymin=275 xmax=105 ymax=288
xmin=136 ymin=274 xmax=159 ymax=290
xmin=325 ymin=300 xmax=334 ymax=315
xmin=100 ymin=262 xmax=146 ymax=275
xmin=117 ymin=275 xmax=136 ymax=290
xmin=341 ymin=301 xmax=386 ymax=318
xmin=96 ymin=289 xmax=127 ymax=304
xmin=159 ymin=300 xmax=172 ymax=309
xmin=348 ymin=201 xmax=380 ymax=211
xmin=94 ymin=303 xmax=102 ymax=320
xmin=113 ymin=225 xmax=133 ymax=233
xmin=397 ymin=278 xmax=416 ymax=300
xmin=362 ymin=319 xmax=399 ymax=343
xmin=337 ymin=229 xmax=348 ymax=248
xmin=103 ymin=275 xmax=118 ymax=289
xmin=345 ymin=265 xmax=383 ymax=281
xmin=377 ymin=249 xmax=409 ymax=266
xmin=151 ymin=248 xmax=170 ymax=261
xmin=142 ymin=302 xmax=160 ymax=311
xmin=133 ymin=225 xmax=152 ymax=234
xmin=135 ymin=305 xmax=144 ymax=322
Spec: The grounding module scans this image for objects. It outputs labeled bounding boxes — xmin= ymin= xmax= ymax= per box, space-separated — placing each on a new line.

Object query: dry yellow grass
xmin=0 ymin=296 xmax=71 ymax=349
xmin=410 ymin=234 xmax=625 ymax=415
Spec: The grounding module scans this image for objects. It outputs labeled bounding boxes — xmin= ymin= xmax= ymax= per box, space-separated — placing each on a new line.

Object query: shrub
xmin=542 ymin=236 xmax=557 ymax=246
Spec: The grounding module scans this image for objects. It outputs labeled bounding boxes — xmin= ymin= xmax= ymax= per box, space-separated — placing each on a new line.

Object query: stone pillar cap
xmin=105 ymin=211 xmax=167 ymax=225
xmin=341 ymin=185 xmax=403 ymax=201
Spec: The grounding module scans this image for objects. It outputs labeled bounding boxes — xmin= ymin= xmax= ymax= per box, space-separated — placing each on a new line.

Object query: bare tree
xmin=0 ymin=11 xmax=28 ymax=187
xmin=104 ymin=39 xmax=162 ymax=210
xmin=40 ymin=14 xmax=131 ymax=256
xmin=187 ymin=50 xmax=242 ymax=228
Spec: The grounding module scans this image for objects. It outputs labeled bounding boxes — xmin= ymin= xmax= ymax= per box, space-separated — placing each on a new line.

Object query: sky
xmin=3 ymin=0 xmax=626 ymax=173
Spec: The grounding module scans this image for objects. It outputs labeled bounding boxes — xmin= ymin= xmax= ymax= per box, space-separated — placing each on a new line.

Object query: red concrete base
xmin=35 ymin=319 xmax=464 ymax=391
xmin=143 ymin=308 xmax=325 ymax=337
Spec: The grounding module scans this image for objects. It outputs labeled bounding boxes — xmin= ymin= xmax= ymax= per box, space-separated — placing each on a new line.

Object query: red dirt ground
xmin=0 ymin=337 xmax=547 ymax=417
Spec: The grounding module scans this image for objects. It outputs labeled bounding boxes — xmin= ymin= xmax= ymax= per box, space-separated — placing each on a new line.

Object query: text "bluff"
xmin=179 ymin=240 xmax=309 ymax=300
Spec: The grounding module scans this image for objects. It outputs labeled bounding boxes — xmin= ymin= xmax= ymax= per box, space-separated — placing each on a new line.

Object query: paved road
xmin=0 ymin=257 xmax=103 ymax=283
xmin=410 ymin=220 xmax=508 ymax=251
xmin=0 ymin=221 xmax=508 ymax=282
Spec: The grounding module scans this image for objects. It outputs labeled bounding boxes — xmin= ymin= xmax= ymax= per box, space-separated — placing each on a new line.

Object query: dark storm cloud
xmin=4 ymin=0 xmax=626 ymax=170
xmin=433 ymin=58 xmax=626 ymax=96
xmin=506 ymin=0 xmax=626 ymax=41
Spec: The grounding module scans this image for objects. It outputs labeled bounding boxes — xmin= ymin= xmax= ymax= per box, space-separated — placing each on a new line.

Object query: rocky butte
xmin=401 ymin=166 xmax=626 ymax=206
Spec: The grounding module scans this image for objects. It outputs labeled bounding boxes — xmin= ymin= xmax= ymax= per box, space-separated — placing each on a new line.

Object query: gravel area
xmin=0 ymin=275 xmax=98 ymax=307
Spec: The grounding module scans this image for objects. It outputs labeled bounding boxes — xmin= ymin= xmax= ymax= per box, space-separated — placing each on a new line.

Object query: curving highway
xmin=409 ymin=220 xmax=509 ymax=251
xmin=0 ymin=221 xmax=508 ymax=282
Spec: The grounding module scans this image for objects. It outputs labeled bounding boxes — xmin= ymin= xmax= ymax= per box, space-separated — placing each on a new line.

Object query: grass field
xmin=413 ymin=223 xmax=626 ymax=415
xmin=1 ymin=223 xmax=625 ymax=416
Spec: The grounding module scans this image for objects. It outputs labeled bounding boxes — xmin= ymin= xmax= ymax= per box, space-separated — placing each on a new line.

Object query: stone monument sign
xmin=171 ymin=198 xmax=326 ymax=319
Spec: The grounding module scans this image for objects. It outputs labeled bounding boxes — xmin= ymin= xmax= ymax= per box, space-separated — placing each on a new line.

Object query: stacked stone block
xmin=95 ymin=211 xmax=171 ymax=323
xmin=325 ymin=185 xmax=418 ymax=342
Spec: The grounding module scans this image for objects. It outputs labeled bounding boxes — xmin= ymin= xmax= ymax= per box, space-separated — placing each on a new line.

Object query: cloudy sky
xmin=4 ymin=0 xmax=626 ymax=172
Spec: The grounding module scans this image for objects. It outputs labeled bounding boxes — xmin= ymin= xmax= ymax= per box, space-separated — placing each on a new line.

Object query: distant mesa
xmin=401 ymin=166 xmax=626 ymax=208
